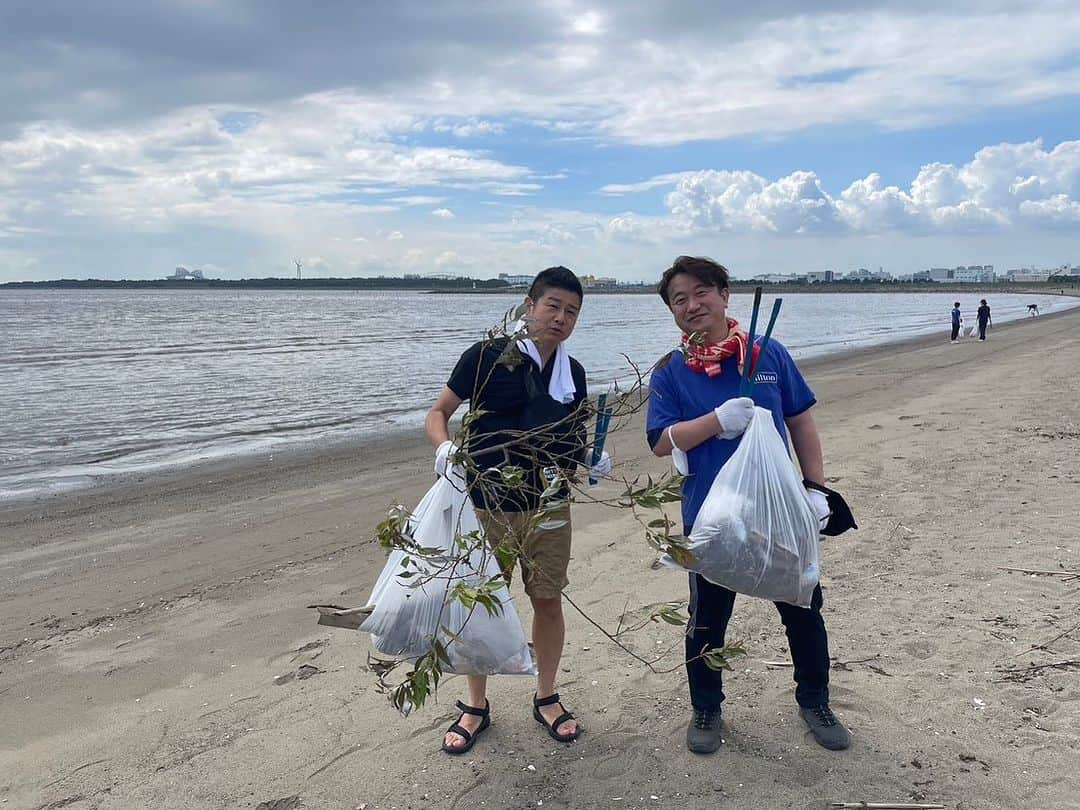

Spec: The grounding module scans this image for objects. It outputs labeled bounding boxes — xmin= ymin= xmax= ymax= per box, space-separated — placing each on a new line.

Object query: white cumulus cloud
xmin=653 ymin=139 xmax=1080 ymax=235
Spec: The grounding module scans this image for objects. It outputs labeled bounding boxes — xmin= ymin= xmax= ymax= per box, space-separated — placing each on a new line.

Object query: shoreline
xmin=3 ymin=307 xmax=1079 ymax=808
xmin=4 ymin=301 xmax=1078 ymax=513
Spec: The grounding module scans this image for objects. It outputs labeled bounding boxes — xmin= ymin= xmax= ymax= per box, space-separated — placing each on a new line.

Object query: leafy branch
xmin=360 ymin=310 xmax=745 ymax=712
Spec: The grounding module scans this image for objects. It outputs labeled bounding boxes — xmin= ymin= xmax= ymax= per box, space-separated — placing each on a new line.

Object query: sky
xmin=1 ymin=1 xmax=1079 ymax=282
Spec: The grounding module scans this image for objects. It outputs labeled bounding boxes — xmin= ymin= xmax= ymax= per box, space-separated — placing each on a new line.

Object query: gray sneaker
xmin=686 ymin=708 xmax=722 ymax=754
xmin=799 ymin=704 xmax=851 ymax=750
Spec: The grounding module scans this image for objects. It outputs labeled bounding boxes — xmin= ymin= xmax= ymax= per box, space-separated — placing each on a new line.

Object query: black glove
xmin=803 ymin=480 xmax=858 ymax=536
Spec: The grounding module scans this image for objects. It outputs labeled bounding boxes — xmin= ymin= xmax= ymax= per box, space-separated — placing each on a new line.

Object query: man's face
xmin=666 ymin=273 xmax=730 ymax=336
xmin=525 ymin=287 xmax=581 ymax=344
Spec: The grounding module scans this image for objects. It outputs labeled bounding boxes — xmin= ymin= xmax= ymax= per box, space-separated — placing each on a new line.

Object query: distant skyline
xmin=2 ymin=1 xmax=1079 ymax=283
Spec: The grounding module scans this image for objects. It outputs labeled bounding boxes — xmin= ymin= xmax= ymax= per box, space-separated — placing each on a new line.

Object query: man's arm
xmin=785 ymin=408 xmax=824 ymax=486
xmin=425 ymin=386 xmax=463 ymax=447
xmin=651 ymin=412 xmax=728 ymax=457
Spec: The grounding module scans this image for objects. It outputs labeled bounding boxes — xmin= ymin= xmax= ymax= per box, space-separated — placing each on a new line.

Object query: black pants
xmin=978 ymin=322 xmax=988 ymax=340
xmin=686 ymin=574 xmax=830 ymax=710
xmin=951 ymin=324 xmax=960 ymax=340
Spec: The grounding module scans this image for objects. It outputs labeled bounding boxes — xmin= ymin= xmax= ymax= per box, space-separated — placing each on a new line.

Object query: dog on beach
xmin=1027 ymin=304 xmax=1040 ymax=316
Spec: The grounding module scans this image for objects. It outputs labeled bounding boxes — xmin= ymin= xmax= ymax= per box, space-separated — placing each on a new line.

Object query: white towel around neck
xmin=514 ymin=320 xmax=577 ymax=404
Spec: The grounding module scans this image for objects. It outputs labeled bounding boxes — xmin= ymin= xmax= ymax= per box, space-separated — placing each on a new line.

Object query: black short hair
xmin=658 ymin=256 xmax=731 ymax=306
xmin=954 ymin=302 xmax=960 ymax=307
xmin=528 ymin=266 xmax=583 ymax=302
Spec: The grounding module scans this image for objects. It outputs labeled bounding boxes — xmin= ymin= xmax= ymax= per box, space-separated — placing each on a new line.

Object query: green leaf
xmin=700 ymin=642 xmax=747 ymax=672
xmin=493 ymin=544 xmax=517 ymax=573
xmin=499 ymin=465 xmax=526 ymax=487
xmin=656 ymin=605 xmax=688 ymax=626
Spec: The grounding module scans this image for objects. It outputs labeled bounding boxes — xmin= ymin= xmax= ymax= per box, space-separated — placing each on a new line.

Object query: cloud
xmin=646 ymin=139 xmax=1080 ymax=235
xmin=664 ymin=170 xmax=840 ymax=234
xmin=0 ymin=94 xmax=532 ymax=247
xmin=598 ymin=173 xmax=696 ymax=195
xmin=435 ymin=250 xmax=467 ymax=267
xmin=3 ymin=3 xmax=1077 ymax=146
xmin=390 ymin=195 xmax=447 ymax=206
xmin=594 ymin=212 xmax=684 ymax=245
xmin=431 ymin=118 xmax=506 ymax=138
xmin=431 ymin=208 xmax=455 ymax=218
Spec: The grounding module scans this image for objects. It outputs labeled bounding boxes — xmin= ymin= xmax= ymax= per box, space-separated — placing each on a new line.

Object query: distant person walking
xmin=976 ymin=299 xmax=992 ymax=341
xmin=951 ymin=302 xmax=962 ymax=343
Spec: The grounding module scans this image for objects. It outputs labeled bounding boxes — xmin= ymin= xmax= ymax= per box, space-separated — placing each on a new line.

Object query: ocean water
xmin=0 ymin=289 xmax=1073 ymax=499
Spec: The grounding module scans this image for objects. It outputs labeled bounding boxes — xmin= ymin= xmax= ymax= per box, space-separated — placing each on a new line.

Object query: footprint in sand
xmin=901 ymin=639 xmax=936 ymax=659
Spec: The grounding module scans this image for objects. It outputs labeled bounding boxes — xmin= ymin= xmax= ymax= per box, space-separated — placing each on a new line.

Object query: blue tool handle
xmin=739 ymin=286 xmax=764 ymax=395
xmin=755 ymin=298 xmax=783 ymax=363
xmin=589 ymin=393 xmax=610 ymax=485
xmin=740 ymin=295 xmax=782 ymax=396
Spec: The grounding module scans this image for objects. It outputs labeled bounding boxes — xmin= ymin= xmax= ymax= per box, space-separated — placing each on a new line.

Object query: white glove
xmin=806 ymin=488 xmax=831 ymax=531
xmin=667 ymin=426 xmax=689 ymax=476
xmin=434 ymin=440 xmax=458 ymax=477
xmin=714 ymin=397 xmax=756 ymax=440
xmin=589 ymin=450 xmax=612 ymax=480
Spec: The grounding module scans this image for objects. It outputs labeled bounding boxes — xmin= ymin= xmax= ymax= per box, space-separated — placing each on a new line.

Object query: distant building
xmin=498 ymin=273 xmax=535 ymax=287
xmin=845 ymin=268 xmax=894 ymax=281
xmin=579 ymin=274 xmax=619 ymax=288
xmin=952 ymin=265 xmax=996 ymax=283
xmin=171 ymin=266 xmax=204 ymax=280
xmin=914 ymin=265 xmax=995 ymax=283
xmin=1006 ymin=269 xmax=1052 ymax=282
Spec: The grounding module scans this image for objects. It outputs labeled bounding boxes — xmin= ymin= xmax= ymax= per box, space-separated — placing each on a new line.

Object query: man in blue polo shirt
xmin=646 ymin=255 xmax=851 ymax=754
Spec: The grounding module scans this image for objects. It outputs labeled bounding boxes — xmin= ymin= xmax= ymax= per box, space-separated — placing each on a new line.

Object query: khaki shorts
xmin=477 ymin=504 xmax=572 ymax=600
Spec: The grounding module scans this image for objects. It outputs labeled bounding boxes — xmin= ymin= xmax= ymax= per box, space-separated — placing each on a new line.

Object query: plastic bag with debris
xmin=360 ymin=466 xmax=535 ymax=676
xmin=664 ymin=406 xmax=821 ymax=607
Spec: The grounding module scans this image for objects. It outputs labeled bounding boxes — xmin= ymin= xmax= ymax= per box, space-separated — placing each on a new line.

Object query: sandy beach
xmin=3 ymin=309 xmax=1079 ymax=810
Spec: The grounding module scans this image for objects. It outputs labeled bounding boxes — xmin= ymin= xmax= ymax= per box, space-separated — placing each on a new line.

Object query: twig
xmin=1012 ymin=618 xmax=1080 ymax=658
xmin=614 ymin=594 xmax=632 ymax=638
xmin=830 ymin=803 xmax=945 ymax=809
xmin=997 ymin=566 xmax=1080 ymax=583
xmin=560 ymin=591 xmax=662 ymax=671
xmin=830 ymin=654 xmax=887 ymax=673
xmin=996 ymin=659 xmax=1080 ymax=682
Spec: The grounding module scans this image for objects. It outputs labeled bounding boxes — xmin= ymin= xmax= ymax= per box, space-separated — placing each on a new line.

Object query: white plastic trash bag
xmin=665 ymin=406 xmax=821 ymax=608
xmin=360 ymin=467 xmax=535 ymax=676
xmin=969 ymin=324 xmax=979 ymax=337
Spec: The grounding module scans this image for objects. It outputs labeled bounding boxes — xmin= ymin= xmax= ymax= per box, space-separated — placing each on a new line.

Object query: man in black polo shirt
xmin=425 ymin=266 xmax=611 ymax=754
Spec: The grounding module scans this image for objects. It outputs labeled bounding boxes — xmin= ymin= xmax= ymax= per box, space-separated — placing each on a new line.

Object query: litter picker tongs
xmin=738 ymin=285 xmax=783 ymax=396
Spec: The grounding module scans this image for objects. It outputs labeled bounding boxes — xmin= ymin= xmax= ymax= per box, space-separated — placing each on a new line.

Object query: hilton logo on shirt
xmin=754 ymin=371 xmax=779 ymax=384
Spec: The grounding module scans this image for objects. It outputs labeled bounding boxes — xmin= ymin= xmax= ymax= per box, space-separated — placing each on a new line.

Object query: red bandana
xmin=681 ymin=318 xmax=760 ymax=378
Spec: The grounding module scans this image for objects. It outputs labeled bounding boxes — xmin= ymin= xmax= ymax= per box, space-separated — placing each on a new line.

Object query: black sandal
xmin=532 ymin=692 xmax=580 ymax=743
xmin=441 ymin=699 xmax=491 ymax=755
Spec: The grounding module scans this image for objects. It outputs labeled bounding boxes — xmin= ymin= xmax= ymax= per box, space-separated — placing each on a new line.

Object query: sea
xmin=1 ymin=289 xmax=1074 ymax=500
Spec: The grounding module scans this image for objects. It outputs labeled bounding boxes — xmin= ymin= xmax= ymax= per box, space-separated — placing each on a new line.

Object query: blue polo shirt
xmin=646 ymin=339 xmax=815 ymax=532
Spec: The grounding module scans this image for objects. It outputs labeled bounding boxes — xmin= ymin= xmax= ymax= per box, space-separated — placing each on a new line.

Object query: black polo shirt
xmin=447 ymin=337 xmax=589 ymax=512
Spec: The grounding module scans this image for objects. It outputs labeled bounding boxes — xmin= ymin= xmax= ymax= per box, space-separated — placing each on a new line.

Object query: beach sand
xmin=2 ymin=310 xmax=1079 ymax=810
